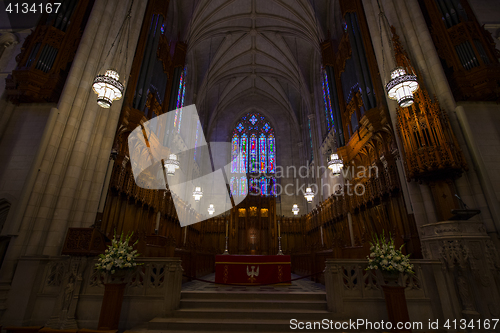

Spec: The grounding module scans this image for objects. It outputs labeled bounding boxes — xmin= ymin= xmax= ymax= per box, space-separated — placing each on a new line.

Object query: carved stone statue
xmin=457 ymin=274 xmax=475 ymax=312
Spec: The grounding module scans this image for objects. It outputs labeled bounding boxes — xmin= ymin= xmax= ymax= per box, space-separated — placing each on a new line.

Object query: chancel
xmin=0 ymin=0 xmax=499 ymax=332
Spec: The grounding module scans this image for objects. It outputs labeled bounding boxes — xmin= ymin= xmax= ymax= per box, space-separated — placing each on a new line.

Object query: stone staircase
xmin=145 ymin=290 xmax=334 ymax=332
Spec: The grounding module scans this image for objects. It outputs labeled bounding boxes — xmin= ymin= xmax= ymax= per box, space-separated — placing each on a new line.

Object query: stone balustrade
xmin=323 ymin=259 xmax=458 ymax=324
xmin=7 ymin=257 xmax=183 ymax=330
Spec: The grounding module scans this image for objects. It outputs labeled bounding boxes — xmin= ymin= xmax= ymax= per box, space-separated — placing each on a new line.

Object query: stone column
xmin=2 ymin=0 xmax=148 ymax=268
xmin=0 ymin=0 xmax=110 ymax=283
xmin=307 ymin=113 xmax=321 ymax=206
xmin=42 ymin=0 xmax=146 ymax=253
xmin=362 ymin=0 xmax=431 ymax=232
xmin=397 ymin=0 xmax=499 ymax=234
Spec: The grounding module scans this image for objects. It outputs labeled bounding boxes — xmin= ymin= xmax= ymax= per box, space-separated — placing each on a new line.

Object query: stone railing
xmin=5 ymin=257 xmax=182 ymax=330
xmin=324 ymin=259 xmax=457 ymax=324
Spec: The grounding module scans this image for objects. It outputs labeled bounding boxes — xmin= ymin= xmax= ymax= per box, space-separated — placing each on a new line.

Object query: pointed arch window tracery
xmin=230 ymin=113 xmax=276 ymax=197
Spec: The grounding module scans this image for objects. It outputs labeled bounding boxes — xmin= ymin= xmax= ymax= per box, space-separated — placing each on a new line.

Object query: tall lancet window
xmin=173 ymin=67 xmax=187 ymax=133
xmin=230 ymin=113 xmax=276 ymax=197
xmin=321 ymin=67 xmax=335 ymax=132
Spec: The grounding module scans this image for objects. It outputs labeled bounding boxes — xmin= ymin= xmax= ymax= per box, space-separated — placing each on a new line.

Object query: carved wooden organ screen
xmin=123 ymin=0 xmax=186 ymax=122
xmin=321 ymin=0 xmax=384 ymax=148
xmin=6 ymin=0 xmax=95 ymax=103
xmin=419 ymin=0 xmax=500 ymax=101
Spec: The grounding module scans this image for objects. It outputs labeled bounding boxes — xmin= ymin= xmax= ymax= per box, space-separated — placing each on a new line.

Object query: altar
xmin=215 ymin=255 xmax=291 ymax=285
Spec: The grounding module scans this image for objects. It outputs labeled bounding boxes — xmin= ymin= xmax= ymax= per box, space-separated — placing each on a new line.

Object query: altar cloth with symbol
xmin=215 ymin=255 xmax=291 ymax=285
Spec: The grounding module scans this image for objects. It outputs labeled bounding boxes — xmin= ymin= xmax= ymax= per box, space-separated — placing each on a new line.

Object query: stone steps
xmin=173 ymin=308 xmax=331 ymax=320
xmin=146 ymin=290 xmax=333 ymax=332
xmin=148 ymin=317 xmax=336 ymax=332
xmin=179 ymin=291 xmax=327 ymax=301
xmin=179 ymin=298 xmax=328 ymax=311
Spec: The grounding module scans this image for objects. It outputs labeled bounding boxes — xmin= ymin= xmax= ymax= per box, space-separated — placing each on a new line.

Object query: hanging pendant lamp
xmin=208 ymin=204 xmax=215 ymax=216
xmin=164 ymin=154 xmax=180 ymax=176
xmin=377 ymin=0 xmax=419 ymax=108
xmin=92 ymin=70 xmax=124 ymax=108
xmin=327 ymin=153 xmax=344 ymax=175
xmin=193 ymin=186 xmax=203 ymax=202
xmin=304 ymin=187 xmax=315 ymax=203
xmin=386 ymin=67 xmax=419 ymax=107
xmin=92 ymin=1 xmax=134 ymax=108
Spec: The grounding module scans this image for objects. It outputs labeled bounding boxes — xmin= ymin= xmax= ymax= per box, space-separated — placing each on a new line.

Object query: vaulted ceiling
xmin=166 ymin=0 xmax=343 ymax=130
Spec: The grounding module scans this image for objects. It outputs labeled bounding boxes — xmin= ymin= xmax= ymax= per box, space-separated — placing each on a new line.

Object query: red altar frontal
xmin=215 ymin=255 xmax=291 ymax=285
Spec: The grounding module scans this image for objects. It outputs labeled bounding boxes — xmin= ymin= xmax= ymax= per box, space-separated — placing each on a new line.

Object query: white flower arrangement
xmin=95 ymin=231 xmax=141 ymax=274
xmin=366 ymin=231 xmax=414 ymax=274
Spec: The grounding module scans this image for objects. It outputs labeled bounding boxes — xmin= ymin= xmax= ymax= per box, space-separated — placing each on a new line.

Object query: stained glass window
xmin=174 ymin=67 xmax=187 ymax=133
xmin=250 ymin=134 xmax=257 ymax=173
xmin=259 ymin=134 xmax=266 ymax=173
xmin=231 ymin=112 xmax=277 ymax=197
xmin=240 ymin=177 xmax=247 ymax=196
xmin=321 ymin=67 xmax=335 ymax=132
xmin=249 ymin=115 xmax=258 ymax=125
xmin=240 ymin=134 xmax=248 ymax=173
xmin=268 ymin=134 xmax=275 ymax=173
xmin=260 ymin=176 xmax=267 ymax=196
xmin=231 ymin=134 xmax=239 ymax=172
xmin=249 ymin=178 xmax=258 ymax=194
xmin=230 ymin=177 xmax=237 ymax=196
xmin=270 ymin=178 xmax=276 ymax=196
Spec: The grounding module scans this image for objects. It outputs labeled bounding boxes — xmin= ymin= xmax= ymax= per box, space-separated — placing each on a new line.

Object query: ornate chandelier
xmin=164 ymin=154 xmax=180 ymax=176
xmin=92 ymin=70 xmax=124 ymax=108
xmin=92 ymin=0 xmax=133 ymax=108
xmin=327 ymin=153 xmax=343 ymax=175
xmin=292 ymin=204 xmax=300 ymax=215
xmin=207 ymin=204 xmax=215 ymax=216
xmin=386 ymin=67 xmax=418 ymax=107
xmin=192 ymin=187 xmax=203 ymax=201
xmin=304 ymin=187 xmax=315 ymax=203
xmin=377 ymin=0 xmax=419 ymax=108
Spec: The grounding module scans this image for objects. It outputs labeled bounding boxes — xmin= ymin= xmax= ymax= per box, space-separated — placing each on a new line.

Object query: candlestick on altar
xmin=222 ymin=219 xmax=229 ymax=255
xmin=277 ymin=219 xmax=283 ymax=255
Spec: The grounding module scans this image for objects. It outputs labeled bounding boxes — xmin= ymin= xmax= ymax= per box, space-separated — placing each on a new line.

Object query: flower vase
xmin=103 ymin=268 xmax=132 ymax=284
xmin=98 ymin=269 xmax=132 ymax=330
xmin=380 ymin=270 xmax=411 ymax=332
xmin=381 ymin=270 xmax=400 ymax=286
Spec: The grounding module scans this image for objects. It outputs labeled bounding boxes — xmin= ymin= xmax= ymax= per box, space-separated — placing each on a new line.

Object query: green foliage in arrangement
xmin=366 ymin=231 xmax=414 ymax=274
xmin=95 ymin=231 xmax=141 ymax=274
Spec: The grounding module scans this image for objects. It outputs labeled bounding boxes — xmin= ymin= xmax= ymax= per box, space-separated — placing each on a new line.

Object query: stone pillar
xmin=362 ymin=0 xmax=431 ymax=231
xmin=0 ymin=0 xmax=109 ymax=284
xmin=42 ymin=0 xmax=145 ymax=255
xmin=307 ymin=113 xmax=320 ymax=206
xmin=0 ymin=0 xmax=148 ymax=289
xmin=401 ymin=0 xmax=499 ymax=234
